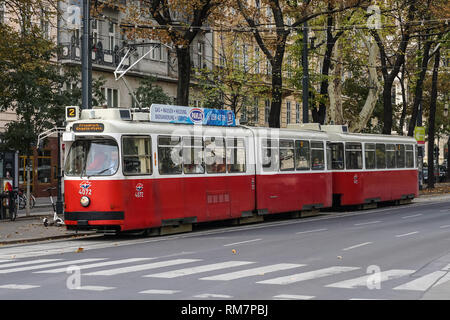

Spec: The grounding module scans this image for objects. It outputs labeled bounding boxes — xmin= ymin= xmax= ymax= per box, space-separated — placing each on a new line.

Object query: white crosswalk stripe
xmin=140 ymin=289 xmax=181 ymax=295
xmin=0 ymin=259 xmax=61 ymax=269
xmin=34 ymin=258 xmax=155 ymax=273
xmin=0 ymin=284 xmax=40 ymax=290
xmin=144 ymin=261 xmax=254 ymax=278
xmin=393 ymin=271 xmax=448 ymax=291
xmin=0 ymin=258 xmax=105 ymax=274
xmin=200 ymin=263 xmax=305 ymax=281
xmin=273 ymin=294 xmax=315 ymax=300
xmin=257 ymin=266 xmax=360 ymax=285
xmin=326 ymin=269 xmax=414 ymax=289
xmin=84 ymin=259 xmax=202 ymax=276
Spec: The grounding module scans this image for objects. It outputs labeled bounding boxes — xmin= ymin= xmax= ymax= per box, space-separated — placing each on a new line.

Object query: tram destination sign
xmin=73 ymin=123 xmax=105 ymax=133
xmin=150 ymin=104 xmax=236 ymax=127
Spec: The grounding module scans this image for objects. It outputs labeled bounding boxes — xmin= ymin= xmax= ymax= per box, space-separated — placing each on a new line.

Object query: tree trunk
xmin=407 ymin=37 xmax=432 ymax=137
xmin=381 ymin=79 xmax=394 ymax=135
xmin=427 ymin=47 xmax=440 ymax=189
xmin=349 ymin=35 xmax=381 ymax=132
xmin=175 ymin=46 xmax=191 ymax=106
xmin=269 ymin=60 xmax=283 ymax=128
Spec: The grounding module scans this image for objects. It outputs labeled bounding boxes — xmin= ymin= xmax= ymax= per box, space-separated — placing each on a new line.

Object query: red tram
xmin=62 ymin=107 xmax=418 ymax=234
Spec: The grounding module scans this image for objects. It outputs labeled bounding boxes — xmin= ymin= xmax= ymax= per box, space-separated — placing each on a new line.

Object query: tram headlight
xmin=80 ymin=196 xmax=90 ymax=207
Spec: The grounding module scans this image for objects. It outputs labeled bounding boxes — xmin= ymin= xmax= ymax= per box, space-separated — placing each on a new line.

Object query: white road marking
xmin=257 ymin=266 xmax=360 ymax=285
xmin=393 ymin=271 xmax=448 ymax=291
xmin=0 ymin=284 xmax=40 ymax=290
xmin=326 ymin=269 xmax=415 ymax=289
xmin=35 ymin=258 xmax=154 ymax=273
xmin=273 ymin=294 xmax=315 ymax=300
xmin=342 ymin=242 xmax=373 ymax=251
xmin=144 ymin=261 xmax=254 ymax=278
xmin=0 ymin=258 xmax=105 ymax=274
xmin=74 ymin=286 xmax=115 ymax=291
xmin=295 ymin=228 xmax=328 ymax=235
xmin=223 ymin=239 xmax=262 ymax=247
xmin=353 ymin=221 xmax=382 ymax=226
xmin=140 ymin=289 xmax=181 ymax=295
xmin=200 ymin=263 xmax=304 ymax=281
xmin=84 ymin=259 xmax=201 ymax=276
xmin=439 ymin=225 xmax=450 ymax=229
xmin=395 ymin=231 xmax=419 ymax=238
xmin=194 ymin=293 xmax=232 ymax=298
xmin=402 ymin=214 xmax=423 ymax=219
xmin=0 ymin=259 xmax=60 ymax=269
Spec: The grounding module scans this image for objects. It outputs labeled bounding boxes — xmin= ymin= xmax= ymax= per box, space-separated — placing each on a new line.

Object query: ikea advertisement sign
xmin=150 ymin=104 xmax=236 ymax=127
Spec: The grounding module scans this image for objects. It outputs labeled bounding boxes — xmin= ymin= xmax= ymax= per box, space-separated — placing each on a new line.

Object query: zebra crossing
xmin=0 ymin=255 xmax=449 ymax=299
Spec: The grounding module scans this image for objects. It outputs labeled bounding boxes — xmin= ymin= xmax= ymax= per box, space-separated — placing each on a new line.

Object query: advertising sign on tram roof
xmin=150 ymin=104 xmax=236 ymax=127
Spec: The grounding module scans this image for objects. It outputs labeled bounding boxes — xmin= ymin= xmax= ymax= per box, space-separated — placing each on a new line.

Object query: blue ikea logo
xmin=189 ymin=108 xmax=204 ymax=123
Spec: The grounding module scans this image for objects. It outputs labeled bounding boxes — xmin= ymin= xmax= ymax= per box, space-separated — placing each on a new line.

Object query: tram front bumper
xmin=64 ymin=211 xmax=124 ymax=230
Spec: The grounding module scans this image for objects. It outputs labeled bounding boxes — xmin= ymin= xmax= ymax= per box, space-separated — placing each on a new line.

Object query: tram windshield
xmin=65 ymin=139 xmax=119 ymax=176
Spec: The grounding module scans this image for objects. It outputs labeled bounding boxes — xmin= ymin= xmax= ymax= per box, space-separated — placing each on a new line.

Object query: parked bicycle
xmin=17 ymin=188 xmax=36 ymax=210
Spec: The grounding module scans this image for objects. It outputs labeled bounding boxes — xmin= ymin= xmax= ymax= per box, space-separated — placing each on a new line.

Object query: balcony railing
xmin=58 ymin=42 xmax=130 ymax=69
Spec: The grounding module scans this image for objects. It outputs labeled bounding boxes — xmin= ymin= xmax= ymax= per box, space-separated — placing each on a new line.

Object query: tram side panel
xmin=332 ymin=170 xmax=418 ymax=206
xmin=256 ymin=172 xmax=332 ymax=214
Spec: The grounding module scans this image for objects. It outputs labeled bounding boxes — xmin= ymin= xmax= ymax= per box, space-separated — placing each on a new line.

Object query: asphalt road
xmin=0 ymin=197 xmax=450 ymax=301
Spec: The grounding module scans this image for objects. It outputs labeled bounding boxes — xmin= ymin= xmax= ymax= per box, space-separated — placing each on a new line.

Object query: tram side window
xmin=396 ymin=144 xmax=405 ymax=168
xmin=226 ymin=138 xmax=246 ymax=173
xmin=345 ymin=143 xmax=363 ymax=170
xmin=376 ymin=144 xmax=386 ymax=169
xmin=405 ymin=145 xmax=414 ymax=168
xmin=158 ymin=136 xmax=182 ymax=175
xmin=183 ymin=137 xmax=205 ymax=174
xmin=311 ymin=141 xmax=325 ymax=170
xmin=330 ymin=143 xmax=344 ymax=170
xmin=386 ymin=144 xmax=396 ymax=168
xmin=365 ymin=143 xmax=376 ymax=169
xmin=205 ymin=137 xmax=226 ymax=174
xmin=262 ymin=139 xmax=279 ymax=172
xmin=279 ymin=140 xmax=295 ymax=171
xmin=295 ymin=140 xmax=310 ymax=170
xmin=122 ymin=136 xmax=152 ymax=175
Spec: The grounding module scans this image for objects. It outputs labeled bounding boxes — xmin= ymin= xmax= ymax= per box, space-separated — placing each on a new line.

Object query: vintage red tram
xmin=62 ymin=107 xmax=418 ymax=234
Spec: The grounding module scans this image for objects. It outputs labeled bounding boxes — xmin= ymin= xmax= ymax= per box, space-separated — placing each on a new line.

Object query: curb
xmin=0 ymin=232 xmax=101 ymax=246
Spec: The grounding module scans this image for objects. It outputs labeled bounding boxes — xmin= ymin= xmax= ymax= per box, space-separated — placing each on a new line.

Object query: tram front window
xmin=65 ymin=139 xmax=119 ymax=176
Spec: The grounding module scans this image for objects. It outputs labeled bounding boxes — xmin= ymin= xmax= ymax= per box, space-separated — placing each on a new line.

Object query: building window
xmin=266 ymin=59 xmax=272 ymax=75
xmin=253 ymin=98 xmax=259 ymax=124
xmin=103 ymin=88 xmax=119 ymax=108
xmin=286 ymin=101 xmax=291 ymax=125
xmin=254 ymin=47 xmax=260 ymax=73
xmin=108 ymin=22 xmax=115 ymax=50
xmin=197 ymin=41 xmax=204 ymax=68
xmin=265 ymin=99 xmax=270 ymax=125
xmin=243 ymin=44 xmax=248 ymax=71
xmin=92 ymin=19 xmax=99 ymax=47
xmin=295 ymin=103 xmax=300 ymax=123
xmin=151 ymin=42 xmax=162 ymax=61
xmin=40 ymin=9 xmax=50 ymax=39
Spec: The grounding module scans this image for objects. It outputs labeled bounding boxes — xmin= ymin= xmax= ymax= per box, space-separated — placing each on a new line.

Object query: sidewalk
xmin=0 ymin=197 xmax=97 ymax=245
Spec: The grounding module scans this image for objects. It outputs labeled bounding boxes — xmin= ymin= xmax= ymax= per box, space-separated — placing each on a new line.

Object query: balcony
xmin=58 ymin=42 xmax=130 ymax=70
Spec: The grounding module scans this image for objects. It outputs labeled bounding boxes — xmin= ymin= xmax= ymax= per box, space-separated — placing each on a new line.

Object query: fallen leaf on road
xmin=75 ymin=247 xmax=84 ymax=253
xmin=231 ymin=249 xmax=237 ymax=254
